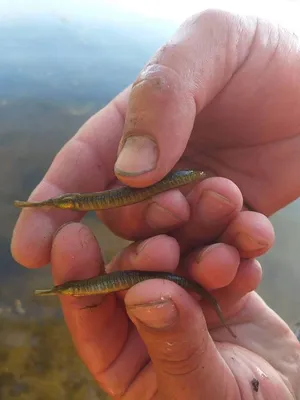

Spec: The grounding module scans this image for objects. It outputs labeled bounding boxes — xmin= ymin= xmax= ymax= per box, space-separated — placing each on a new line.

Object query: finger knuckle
xmin=133 ymin=62 xmax=182 ymax=100
xmin=181 ymin=8 xmax=240 ymax=33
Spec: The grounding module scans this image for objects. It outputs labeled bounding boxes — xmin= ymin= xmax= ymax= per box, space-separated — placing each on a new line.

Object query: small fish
xmin=35 ymin=269 xmax=237 ymax=339
xmin=14 ymin=169 xmax=209 ymax=211
xmin=17 ymin=168 xmax=235 ymax=338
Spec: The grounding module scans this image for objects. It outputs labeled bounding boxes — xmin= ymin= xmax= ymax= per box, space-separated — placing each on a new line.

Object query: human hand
xmin=49 ymin=223 xmax=300 ymax=399
xmin=10 ymin=8 xmax=300 ymax=398
xmin=11 ymin=9 xmax=299 ymax=268
xmin=113 ymin=8 xmax=300 ymax=217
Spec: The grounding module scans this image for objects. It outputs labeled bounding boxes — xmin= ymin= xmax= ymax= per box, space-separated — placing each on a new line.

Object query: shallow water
xmin=0 ymin=6 xmax=178 ymax=398
xmin=0 ymin=3 xmax=299 ymax=399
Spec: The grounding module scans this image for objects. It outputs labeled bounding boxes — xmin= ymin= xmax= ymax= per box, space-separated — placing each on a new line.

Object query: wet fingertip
xmin=145 ymin=190 xmax=190 ymax=229
xmin=52 ymin=221 xmax=94 ymax=246
xmin=145 ymin=202 xmax=184 ymax=229
xmin=136 ymin=234 xmax=177 ymax=253
xmin=106 ymin=235 xmax=180 ymax=274
xmin=125 ymin=280 xmax=185 ymax=330
xmin=51 ymin=222 xmax=103 ymax=283
xmin=188 ymin=243 xmax=240 ymax=290
xmin=234 ymin=232 xmax=272 ymax=258
xmin=235 ymin=232 xmax=269 ymax=249
xmin=11 ymin=214 xmax=55 ymax=268
xmin=222 ymin=211 xmax=275 ymax=259
xmin=134 ymin=235 xmax=180 ymax=271
xmin=114 ymin=135 xmax=160 ymax=183
xmin=198 ymin=243 xmax=240 ymax=263
xmin=188 ymin=177 xmax=243 ymax=206
xmin=10 ymin=246 xmax=50 ymax=269
xmin=231 ymin=259 xmax=263 ymax=294
xmin=195 ymin=190 xmax=239 ymax=223
xmin=242 ymin=258 xmax=262 ymax=280
xmin=52 ymin=221 xmax=75 ymax=240
xmin=135 ymin=236 xmax=160 ymax=254
xmin=195 ymin=243 xmax=226 ymax=262
xmin=127 ymin=297 xmax=178 ymax=329
xmin=105 ymin=251 xmax=123 ymax=273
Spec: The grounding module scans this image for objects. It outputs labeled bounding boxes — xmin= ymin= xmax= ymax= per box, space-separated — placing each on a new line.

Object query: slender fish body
xmin=17 ymin=169 xmax=236 ymax=337
xmin=14 ymin=170 xmax=208 ymax=211
xmin=35 ymin=270 xmax=236 ymax=338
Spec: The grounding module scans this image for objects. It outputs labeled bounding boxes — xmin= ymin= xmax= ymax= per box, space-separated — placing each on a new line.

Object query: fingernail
xmin=195 ymin=243 xmax=220 ymax=263
xmin=53 ymin=222 xmax=72 ymax=238
xmin=197 ymin=190 xmax=235 ymax=222
xmin=105 ymin=250 xmax=122 ymax=272
xmin=136 ymin=237 xmax=156 ymax=254
xmin=235 ymin=233 xmax=268 ymax=251
xmin=115 ymin=136 xmax=158 ymax=176
xmin=127 ymin=299 xmax=178 ymax=329
xmin=145 ymin=202 xmax=183 ymax=229
xmin=78 ymin=226 xmax=93 ymax=248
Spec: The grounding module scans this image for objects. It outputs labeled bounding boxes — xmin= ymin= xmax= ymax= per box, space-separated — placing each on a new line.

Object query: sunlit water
xmin=0 ymin=2 xmax=299 ymax=399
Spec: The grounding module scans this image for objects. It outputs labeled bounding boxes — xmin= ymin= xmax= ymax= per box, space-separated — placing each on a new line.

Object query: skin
xmin=11 ymin=8 xmax=300 ymax=399
xmin=48 ymin=224 xmax=299 ymax=399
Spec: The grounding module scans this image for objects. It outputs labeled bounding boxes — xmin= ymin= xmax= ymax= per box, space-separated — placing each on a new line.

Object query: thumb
xmin=114 ymin=9 xmax=256 ymax=186
xmin=125 ymin=279 xmax=236 ymax=399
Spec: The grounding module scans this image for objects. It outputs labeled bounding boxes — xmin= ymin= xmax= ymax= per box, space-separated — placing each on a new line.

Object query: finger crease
xmin=95 ymin=316 xmax=132 ymax=376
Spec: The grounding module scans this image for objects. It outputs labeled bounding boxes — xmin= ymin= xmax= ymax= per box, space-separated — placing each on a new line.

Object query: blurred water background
xmin=0 ymin=1 xmax=299 ymax=398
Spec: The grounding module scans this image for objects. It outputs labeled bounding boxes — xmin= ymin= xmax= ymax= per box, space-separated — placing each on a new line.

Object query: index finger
xmin=11 ymin=86 xmax=131 ymax=268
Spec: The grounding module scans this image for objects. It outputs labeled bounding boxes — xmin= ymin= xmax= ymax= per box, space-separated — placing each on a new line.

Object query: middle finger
xmin=98 ymin=176 xmax=243 ymax=244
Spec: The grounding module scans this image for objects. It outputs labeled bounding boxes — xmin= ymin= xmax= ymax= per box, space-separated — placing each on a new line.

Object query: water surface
xmin=0 ymin=4 xmax=299 ymax=399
